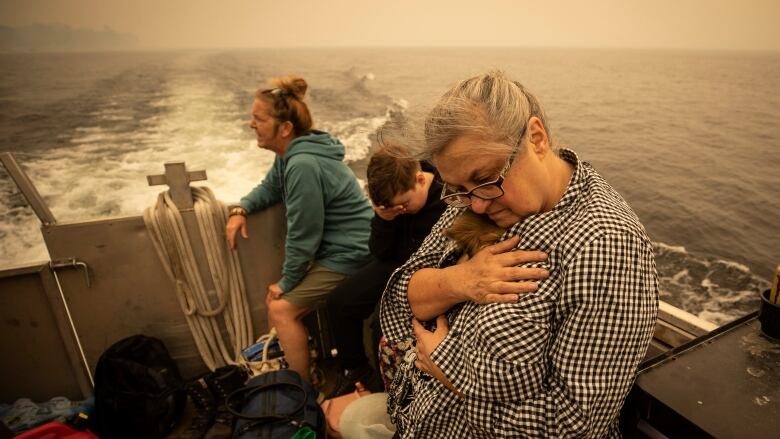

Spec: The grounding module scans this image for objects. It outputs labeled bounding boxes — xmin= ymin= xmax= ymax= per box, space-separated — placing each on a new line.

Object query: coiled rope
xmin=143 ymin=186 xmax=253 ymax=370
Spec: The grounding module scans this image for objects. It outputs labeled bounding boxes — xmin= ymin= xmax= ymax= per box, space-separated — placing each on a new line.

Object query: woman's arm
xmin=423 ymin=233 xmax=658 ymax=437
xmin=239 ymin=158 xmax=284 ymax=213
xmin=408 ymin=236 xmax=549 ymax=321
xmin=227 ymin=158 xmax=284 ymax=249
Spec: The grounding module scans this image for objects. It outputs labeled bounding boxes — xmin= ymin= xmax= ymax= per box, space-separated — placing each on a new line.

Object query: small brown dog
xmin=443 ymin=210 xmax=506 ymax=258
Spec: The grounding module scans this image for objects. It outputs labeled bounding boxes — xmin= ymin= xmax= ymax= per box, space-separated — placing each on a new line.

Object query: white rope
xmin=143 ymin=186 xmax=253 ymax=371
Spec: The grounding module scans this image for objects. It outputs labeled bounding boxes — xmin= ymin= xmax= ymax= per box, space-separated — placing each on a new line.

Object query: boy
xmin=325 ymin=146 xmax=446 ymax=397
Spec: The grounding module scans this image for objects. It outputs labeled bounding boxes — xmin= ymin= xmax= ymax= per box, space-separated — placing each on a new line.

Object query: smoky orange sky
xmin=1 ymin=0 xmax=779 ymax=51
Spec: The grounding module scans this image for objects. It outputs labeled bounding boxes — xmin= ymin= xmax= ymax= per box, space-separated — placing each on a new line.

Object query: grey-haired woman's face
xmin=435 ymin=135 xmax=550 ymax=228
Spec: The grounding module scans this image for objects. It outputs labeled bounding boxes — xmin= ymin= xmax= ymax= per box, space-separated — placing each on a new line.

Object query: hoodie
xmin=240 ymin=130 xmax=373 ymax=292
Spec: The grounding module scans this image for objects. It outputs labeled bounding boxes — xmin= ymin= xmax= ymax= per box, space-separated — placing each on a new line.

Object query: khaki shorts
xmin=281 ymin=263 xmax=349 ymax=309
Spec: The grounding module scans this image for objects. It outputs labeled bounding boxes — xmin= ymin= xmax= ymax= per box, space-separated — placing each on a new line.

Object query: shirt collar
xmin=554 ymin=148 xmax=583 ymax=212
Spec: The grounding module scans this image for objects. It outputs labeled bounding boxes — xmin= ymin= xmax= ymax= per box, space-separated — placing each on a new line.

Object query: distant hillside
xmin=0 ymin=23 xmax=139 ymax=52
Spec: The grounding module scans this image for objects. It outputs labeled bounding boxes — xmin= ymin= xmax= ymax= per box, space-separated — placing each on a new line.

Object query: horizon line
xmin=2 ymin=45 xmax=779 ymax=55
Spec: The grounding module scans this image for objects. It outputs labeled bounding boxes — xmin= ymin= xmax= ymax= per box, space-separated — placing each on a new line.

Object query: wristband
xmin=229 ymin=206 xmax=247 ymax=217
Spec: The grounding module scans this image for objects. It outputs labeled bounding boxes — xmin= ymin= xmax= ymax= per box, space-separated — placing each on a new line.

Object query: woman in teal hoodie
xmin=226 ymin=76 xmax=373 ymax=382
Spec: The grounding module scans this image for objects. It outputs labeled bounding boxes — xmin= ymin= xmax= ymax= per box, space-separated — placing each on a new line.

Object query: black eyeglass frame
xmin=439 ymin=128 xmax=527 ymax=208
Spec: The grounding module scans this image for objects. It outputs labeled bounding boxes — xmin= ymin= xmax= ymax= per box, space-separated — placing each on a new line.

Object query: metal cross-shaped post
xmin=147 ymin=162 xmax=216 ymax=294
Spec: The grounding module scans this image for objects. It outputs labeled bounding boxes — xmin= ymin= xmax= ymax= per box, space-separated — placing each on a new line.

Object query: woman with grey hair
xmin=380 ymin=71 xmax=658 ymax=438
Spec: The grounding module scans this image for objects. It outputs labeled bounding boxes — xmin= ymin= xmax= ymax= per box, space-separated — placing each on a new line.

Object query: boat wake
xmin=0 ymin=64 xmax=402 ymax=270
xmin=655 ymin=242 xmax=768 ymax=325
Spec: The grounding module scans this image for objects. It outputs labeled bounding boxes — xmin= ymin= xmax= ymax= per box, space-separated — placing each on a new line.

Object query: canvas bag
xmin=226 ymin=369 xmax=325 ymax=439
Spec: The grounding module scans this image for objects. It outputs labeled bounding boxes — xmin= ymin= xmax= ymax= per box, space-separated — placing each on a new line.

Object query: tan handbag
xmin=243 ymin=327 xmax=286 ymax=377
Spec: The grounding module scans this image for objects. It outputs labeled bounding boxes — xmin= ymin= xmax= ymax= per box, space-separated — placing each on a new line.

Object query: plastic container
xmin=339 ymin=393 xmax=395 ymax=439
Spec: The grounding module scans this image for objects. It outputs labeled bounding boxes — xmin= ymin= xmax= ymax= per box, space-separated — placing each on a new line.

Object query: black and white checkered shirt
xmin=380 ymin=149 xmax=659 ymax=438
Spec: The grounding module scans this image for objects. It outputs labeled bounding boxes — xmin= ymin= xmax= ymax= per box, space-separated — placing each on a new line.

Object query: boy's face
xmin=388 ymin=173 xmax=429 ymax=214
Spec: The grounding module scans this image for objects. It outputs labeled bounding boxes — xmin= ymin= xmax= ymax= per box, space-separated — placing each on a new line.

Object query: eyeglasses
xmin=439 ymin=130 xmax=526 ymax=208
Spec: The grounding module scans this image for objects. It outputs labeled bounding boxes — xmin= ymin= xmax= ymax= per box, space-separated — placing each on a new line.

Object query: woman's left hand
xmin=412 ymin=315 xmax=449 ymax=371
xmin=412 ymin=315 xmax=462 ymax=395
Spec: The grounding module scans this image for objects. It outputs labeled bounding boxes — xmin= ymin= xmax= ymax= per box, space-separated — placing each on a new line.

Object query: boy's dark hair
xmin=366 ymin=145 xmax=421 ymax=207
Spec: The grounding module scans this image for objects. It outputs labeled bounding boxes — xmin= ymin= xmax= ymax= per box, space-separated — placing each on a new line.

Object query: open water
xmin=1 ymin=48 xmax=778 ymax=325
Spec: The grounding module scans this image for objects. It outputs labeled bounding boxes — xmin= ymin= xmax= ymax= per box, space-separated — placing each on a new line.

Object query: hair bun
xmin=272 ymin=76 xmax=308 ymax=100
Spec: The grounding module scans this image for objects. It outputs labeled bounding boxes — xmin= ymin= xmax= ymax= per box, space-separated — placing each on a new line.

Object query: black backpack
xmin=91 ymin=335 xmax=186 ymax=439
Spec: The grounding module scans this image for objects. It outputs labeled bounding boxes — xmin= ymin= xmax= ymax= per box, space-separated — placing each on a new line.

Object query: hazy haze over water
xmin=1 ymin=0 xmax=779 ymax=51
xmin=0 ymin=48 xmax=778 ymax=325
